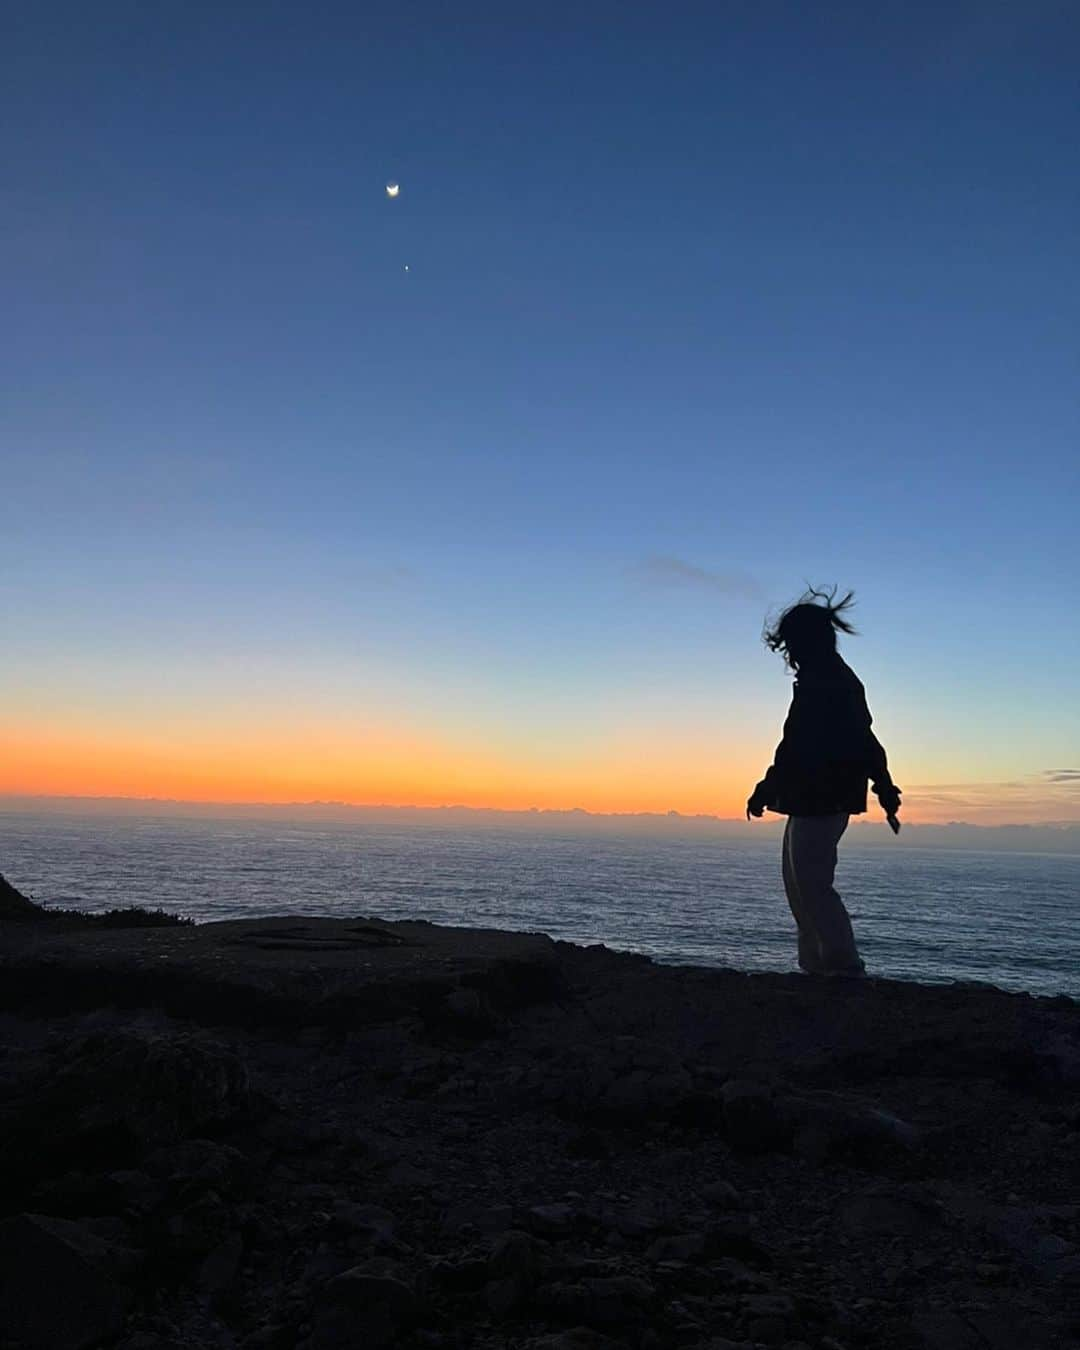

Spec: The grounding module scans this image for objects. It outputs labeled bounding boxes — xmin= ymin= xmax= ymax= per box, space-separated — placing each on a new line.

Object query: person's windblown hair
xmin=764 ymin=585 xmax=858 ymax=671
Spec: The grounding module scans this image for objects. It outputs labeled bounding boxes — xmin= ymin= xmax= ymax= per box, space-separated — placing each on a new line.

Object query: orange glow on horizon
xmin=0 ymin=719 xmax=748 ymax=817
xmin=1 ymin=718 xmax=1070 ymax=826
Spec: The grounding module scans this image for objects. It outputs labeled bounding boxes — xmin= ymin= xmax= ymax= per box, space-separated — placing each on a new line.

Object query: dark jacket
xmin=754 ymin=653 xmax=895 ymax=817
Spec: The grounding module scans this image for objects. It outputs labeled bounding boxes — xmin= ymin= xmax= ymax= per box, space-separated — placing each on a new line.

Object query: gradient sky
xmin=3 ymin=2 xmax=1078 ymax=824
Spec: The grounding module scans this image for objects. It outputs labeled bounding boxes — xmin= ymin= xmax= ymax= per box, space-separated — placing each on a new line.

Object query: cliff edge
xmin=0 ymin=906 xmax=1077 ymax=1350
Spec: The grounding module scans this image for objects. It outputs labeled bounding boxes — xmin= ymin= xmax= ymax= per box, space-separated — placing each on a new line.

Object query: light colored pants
xmin=782 ymin=814 xmax=864 ymax=975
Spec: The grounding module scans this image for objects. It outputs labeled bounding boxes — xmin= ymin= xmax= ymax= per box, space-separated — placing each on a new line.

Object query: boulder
xmin=162 ymin=1189 xmax=234 ymax=1257
xmin=585 ymin=1193 xmax=676 ymax=1238
xmin=9 ymin=1031 xmax=251 ymax=1177
xmin=720 ymin=1080 xmax=790 ymax=1152
xmin=527 ymin=1201 xmax=579 ymax=1236
xmin=483 ymin=1221 xmax=549 ymax=1318
xmin=521 ymin=1331 xmax=628 ymax=1350
xmin=0 ymin=1034 xmax=250 ymax=1206
xmin=489 ymin=1229 xmax=544 ymax=1280
xmin=909 ymin=1309 xmax=997 ymax=1350
xmin=0 ymin=1212 xmax=134 ymax=1350
xmin=197 ymin=1229 xmax=244 ymax=1296
xmin=520 ymin=1036 xmax=695 ymax=1120
xmin=441 ymin=1199 xmax=514 ymax=1235
xmin=486 ymin=1272 xmax=528 ymax=1316
xmin=838 ymin=1187 xmax=945 ymax=1239
xmin=331 ymin=1200 xmax=397 ymax=1246
xmin=789 ymin=1095 xmax=920 ymax=1164
xmin=107 ymin=1168 xmax=165 ymax=1215
xmin=646 ymin=1232 xmax=708 ymax=1262
xmin=0 ymin=872 xmax=42 ymax=919
xmin=542 ymin=1274 xmax=655 ymax=1326
xmin=311 ymin=1269 xmax=416 ymax=1349
xmin=701 ymin=1180 xmax=743 ymax=1210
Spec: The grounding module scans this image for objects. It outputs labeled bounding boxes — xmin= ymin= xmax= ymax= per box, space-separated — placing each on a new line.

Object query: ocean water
xmin=1 ymin=812 xmax=1077 ymax=999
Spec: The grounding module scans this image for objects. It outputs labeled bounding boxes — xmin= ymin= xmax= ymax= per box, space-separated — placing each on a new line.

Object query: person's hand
xmin=746 ymin=790 xmax=766 ymax=820
xmin=877 ymin=782 xmax=902 ymax=817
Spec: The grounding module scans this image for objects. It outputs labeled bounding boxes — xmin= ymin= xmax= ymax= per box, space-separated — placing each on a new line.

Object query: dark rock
xmin=789 ymin=1094 xmax=919 ymax=1164
xmin=542 ymin=1274 xmax=654 ymax=1325
xmin=311 ymin=1269 xmax=416 ymax=1349
xmin=720 ymin=1080 xmax=790 ymax=1152
xmin=3 ymin=914 xmax=1080 ymax=1350
xmin=163 ymin=1189 xmax=234 ymax=1257
xmin=520 ymin=1331 xmax=628 ymax=1350
xmin=701 ymin=1180 xmax=742 ymax=1210
xmin=443 ymin=986 xmax=490 ymax=1026
xmin=239 ymin=1325 xmax=293 ymax=1350
xmin=429 ymin=1254 xmax=490 ymax=1292
xmin=108 ymin=1168 xmax=165 ymax=1214
xmin=331 ymin=1200 xmax=396 ymax=1245
xmin=527 ymin=1201 xmax=579 ymax=1236
xmin=705 ymin=1214 xmax=767 ymax=1263
xmin=485 ymin=1272 xmax=527 ymax=1316
xmin=839 ymin=1188 xmax=945 ymax=1239
xmin=746 ymin=1315 xmax=788 ymax=1344
xmin=441 ymin=1199 xmax=514 ymax=1234
xmin=566 ymin=1128 xmax=611 ymax=1159
xmin=197 ymin=1229 xmax=244 ymax=1295
xmin=1 ymin=1031 xmax=251 ymax=1192
xmin=708 ymin=1256 xmax=772 ymax=1292
xmin=744 ymin=1292 xmax=795 ymax=1319
xmin=484 ymin=1233 xmax=547 ymax=1317
xmin=586 ymin=1193 xmax=675 ymax=1238
xmin=0 ymin=873 xmax=43 ymax=919
xmin=30 ymin=1168 xmax=125 ymax=1218
xmin=0 ymin=916 xmax=563 ymax=1027
xmin=935 ymin=1188 xmax=1080 ymax=1281
xmin=0 ymin=1212 xmax=134 ymax=1350
xmin=646 ymin=1232 xmax=707 ymax=1262
xmin=909 ymin=1310 xmax=988 ymax=1350
xmin=382 ymin=1158 xmax=436 ymax=1189
xmin=146 ymin=1139 xmax=249 ymax=1194
xmin=520 ymin=1035 xmax=695 ymax=1120
xmin=959 ymin=1308 xmax=1064 ymax=1350
xmin=489 ymin=1229 xmax=543 ymax=1280
xmin=990 ymin=1205 xmax=1080 ymax=1281
xmin=302 ymin=1241 xmax=355 ymax=1285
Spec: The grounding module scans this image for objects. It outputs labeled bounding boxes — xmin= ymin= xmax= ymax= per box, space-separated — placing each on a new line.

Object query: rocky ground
xmin=1 ymin=888 xmax=1079 ymax=1350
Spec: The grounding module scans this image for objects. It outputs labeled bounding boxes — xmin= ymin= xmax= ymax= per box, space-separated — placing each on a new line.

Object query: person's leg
xmin=782 ymin=816 xmax=825 ymax=973
xmin=786 ymin=814 xmax=863 ymax=974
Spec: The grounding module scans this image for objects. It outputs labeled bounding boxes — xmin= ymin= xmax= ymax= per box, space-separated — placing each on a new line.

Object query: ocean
xmin=1 ymin=811 xmax=1077 ymax=999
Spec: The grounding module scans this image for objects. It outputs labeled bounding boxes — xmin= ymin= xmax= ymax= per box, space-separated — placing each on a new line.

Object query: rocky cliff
xmin=0 ymin=898 xmax=1077 ymax=1350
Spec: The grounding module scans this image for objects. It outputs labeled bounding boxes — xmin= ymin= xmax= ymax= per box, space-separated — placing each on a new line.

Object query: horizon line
xmin=2 ymin=792 xmax=1078 ymax=833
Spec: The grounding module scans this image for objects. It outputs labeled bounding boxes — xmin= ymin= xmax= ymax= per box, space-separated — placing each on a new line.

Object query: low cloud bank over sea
xmin=2 ymin=795 xmax=1078 ymax=853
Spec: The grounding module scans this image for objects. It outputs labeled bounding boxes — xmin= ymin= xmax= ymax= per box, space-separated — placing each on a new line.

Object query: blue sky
xmin=3 ymin=1 xmax=1079 ymax=820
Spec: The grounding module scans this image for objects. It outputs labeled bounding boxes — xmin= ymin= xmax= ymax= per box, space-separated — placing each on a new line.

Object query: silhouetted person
xmin=746 ymin=588 xmax=901 ymax=977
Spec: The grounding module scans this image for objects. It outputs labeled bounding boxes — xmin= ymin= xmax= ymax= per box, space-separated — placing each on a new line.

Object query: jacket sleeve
xmin=858 ymin=692 xmax=900 ymax=810
xmin=866 ymin=728 xmax=892 ymax=791
xmin=753 ymin=695 xmax=802 ymax=803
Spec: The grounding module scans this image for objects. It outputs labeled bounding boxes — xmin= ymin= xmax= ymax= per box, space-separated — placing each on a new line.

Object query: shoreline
xmin=1 ymin=907 xmax=1078 ymax=1348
